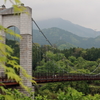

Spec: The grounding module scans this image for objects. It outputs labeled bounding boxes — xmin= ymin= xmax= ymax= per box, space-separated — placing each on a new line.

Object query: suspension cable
xmin=31 ymin=18 xmax=100 ymax=76
xmin=69 ymin=64 xmax=100 ymax=76
xmin=89 ymin=63 xmax=100 ymax=74
xmin=32 ymin=18 xmax=53 ymax=47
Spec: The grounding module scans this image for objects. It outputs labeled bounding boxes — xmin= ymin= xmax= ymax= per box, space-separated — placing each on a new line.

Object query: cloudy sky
xmin=1 ymin=0 xmax=100 ymax=31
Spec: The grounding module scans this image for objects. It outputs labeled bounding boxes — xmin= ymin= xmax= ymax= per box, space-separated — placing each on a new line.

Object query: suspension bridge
xmin=1 ymin=17 xmax=100 ymax=86
xmin=0 ymin=6 xmax=100 ymax=91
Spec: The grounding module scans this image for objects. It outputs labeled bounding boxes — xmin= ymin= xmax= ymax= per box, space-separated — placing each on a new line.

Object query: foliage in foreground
xmin=0 ymin=0 xmax=35 ymax=99
xmin=0 ymin=87 xmax=33 ymax=100
xmin=0 ymin=87 xmax=99 ymax=100
xmin=35 ymin=87 xmax=100 ymax=100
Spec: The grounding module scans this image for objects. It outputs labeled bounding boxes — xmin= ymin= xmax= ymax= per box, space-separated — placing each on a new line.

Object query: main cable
xmin=32 ymin=18 xmax=53 ymax=47
xmin=32 ymin=18 xmax=95 ymax=76
xmin=89 ymin=63 xmax=100 ymax=74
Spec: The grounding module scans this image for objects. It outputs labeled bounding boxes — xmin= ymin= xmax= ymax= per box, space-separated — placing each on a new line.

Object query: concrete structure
xmin=0 ymin=5 xmax=33 ymax=92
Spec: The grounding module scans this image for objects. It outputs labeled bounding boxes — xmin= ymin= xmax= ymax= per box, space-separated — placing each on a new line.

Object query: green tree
xmin=0 ymin=0 xmax=35 ymax=99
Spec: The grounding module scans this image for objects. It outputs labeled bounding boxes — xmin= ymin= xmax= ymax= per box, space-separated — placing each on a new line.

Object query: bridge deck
xmin=34 ymin=73 xmax=100 ymax=83
xmin=0 ymin=73 xmax=100 ymax=85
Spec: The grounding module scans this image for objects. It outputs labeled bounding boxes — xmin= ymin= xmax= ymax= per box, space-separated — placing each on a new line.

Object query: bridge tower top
xmin=0 ymin=5 xmax=32 ymax=36
xmin=0 ymin=5 xmax=32 ymax=15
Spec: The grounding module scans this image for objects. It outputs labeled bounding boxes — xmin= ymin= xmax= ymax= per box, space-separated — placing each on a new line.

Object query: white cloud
xmin=1 ymin=0 xmax=100 ymax=30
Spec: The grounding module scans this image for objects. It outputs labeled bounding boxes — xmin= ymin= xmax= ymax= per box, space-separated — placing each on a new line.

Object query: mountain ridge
xmin=33 ymin=18 xmax=100 ymax=38
xmin=33 ymin=27 xmax=100 ymax=49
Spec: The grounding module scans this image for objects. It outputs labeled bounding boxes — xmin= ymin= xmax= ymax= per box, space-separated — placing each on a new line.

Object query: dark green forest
xmin=33 ymin=27 xmax=100 ymax=49
xmin=6 ymin=39 xmax=100 ymax=99
xmin=9 ymin=26 xmax=100 ymax=49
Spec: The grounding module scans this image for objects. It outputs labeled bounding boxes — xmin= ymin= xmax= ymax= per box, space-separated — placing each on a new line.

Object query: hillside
xmin=33 ymin=27 xmax=100 ymax=49
xmin=6 ymin=26 xmax=100 ymax=49
xmin=33 ymin=18 xmax=100 ymax=38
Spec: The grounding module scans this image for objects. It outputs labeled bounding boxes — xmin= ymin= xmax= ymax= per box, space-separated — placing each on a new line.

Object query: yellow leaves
xmin=6 ymin=44 xmax=13 ymax=54
xmin=8 ymin=0 xmax=21 ymax=5
xmin=0 ymin=36 xmax=3 ymax=41
xmin=6 ymin=72 xmax=22 ymax=83
xmin=0 ymin=43 xmax=6 ymax=55
xmin=5 ymin=28 xmax=21 ymax=39
xmin=31 ymin=79 xmax=37 ymax=85
xmin=6 ymin=66 xmax=15 ymax=73
xmin=0 ymin=25 xmax=4 ymax=30
xmin=0 ymin=36 xmax=36 ymax=92
xmin=14 ymin=0 xmax=21 ymax=4
xmin=7 ymin=59 xmax=18 ymax=66
xmin=0 ymin=82 xmax=5 ymax=86
xmin=13 ymin=4 xmax=26 ymax=14
xmin=4 ymin=0 xmax=7 ymax=3
xmin=0 ymin=25 xmax=21 ymax=40
xmin=0 ymin=0 xmax=35 ymax=98
xmin=3 ymin=0 xmax=25 ymax=14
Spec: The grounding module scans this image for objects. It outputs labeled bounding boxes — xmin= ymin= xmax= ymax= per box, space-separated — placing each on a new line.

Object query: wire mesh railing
xmin=33 ymin=72 xmax=100 ymax=83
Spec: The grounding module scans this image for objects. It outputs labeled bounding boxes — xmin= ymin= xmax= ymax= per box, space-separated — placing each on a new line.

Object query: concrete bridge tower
xmin=0 ymin=5 xmax=33 ymax=92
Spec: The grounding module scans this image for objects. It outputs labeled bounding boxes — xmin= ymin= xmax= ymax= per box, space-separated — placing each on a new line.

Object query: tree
xmin=0 ymin=0 xmax=35 ymax=99
xmin=57 ymin=87 xmax=100 ymax=100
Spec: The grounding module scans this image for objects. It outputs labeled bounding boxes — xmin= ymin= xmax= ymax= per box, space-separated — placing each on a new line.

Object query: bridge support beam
xmin=20 ymin=34 xmax=32 ymax=86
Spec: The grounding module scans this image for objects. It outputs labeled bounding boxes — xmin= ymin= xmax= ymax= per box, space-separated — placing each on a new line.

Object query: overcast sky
xmin=1 ymin=0 xmax=100 ymax=31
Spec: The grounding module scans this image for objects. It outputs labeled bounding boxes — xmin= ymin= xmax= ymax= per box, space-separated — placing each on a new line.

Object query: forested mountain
xmin=7 ymin=26 xmax=100 ymax=49
xmin=33 ymin=27 xmax=100 ymax=49
xmin=33 ymin=18 xmax=100 ymax=37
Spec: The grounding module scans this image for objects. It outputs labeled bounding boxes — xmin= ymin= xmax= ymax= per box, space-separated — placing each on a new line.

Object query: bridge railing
xmin=33 ymin=72 xmax=100 ymax=83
